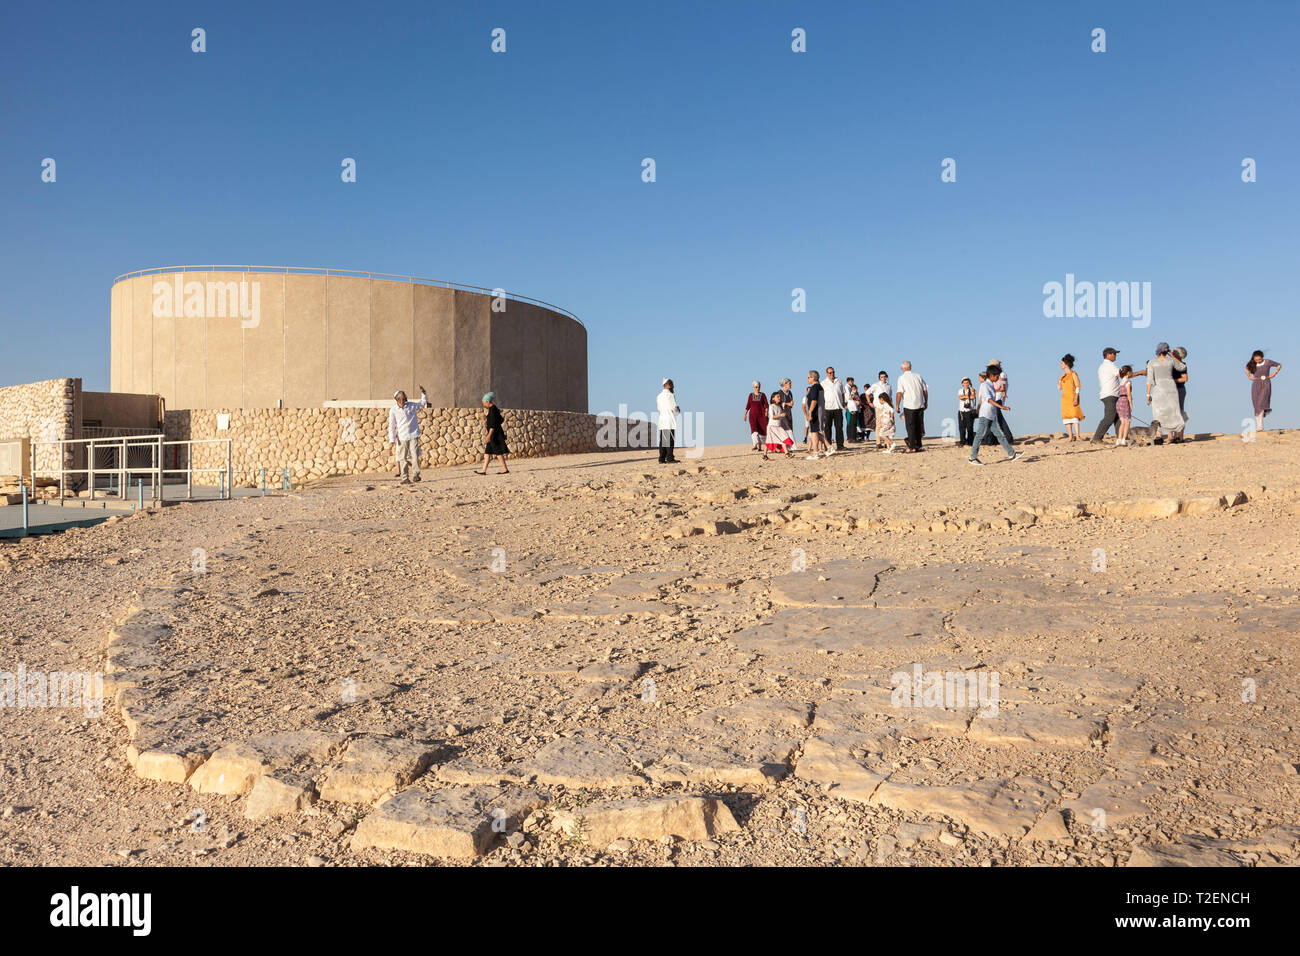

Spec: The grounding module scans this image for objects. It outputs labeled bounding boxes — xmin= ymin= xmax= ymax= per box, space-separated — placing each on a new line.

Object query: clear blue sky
xmin=2 ymin=0 xmax=1296 ymax=442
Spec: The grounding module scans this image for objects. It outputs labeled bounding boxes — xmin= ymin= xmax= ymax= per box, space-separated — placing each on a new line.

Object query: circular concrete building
xmin=109 ymin=267 xmax=587 ymax=412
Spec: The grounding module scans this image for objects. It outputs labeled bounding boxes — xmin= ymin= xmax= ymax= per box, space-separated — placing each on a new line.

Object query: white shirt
xmin=820 ymin=377 xmax=845 ymax=411
xmin=656 ymin=388 xmax=680 ymax=430
xmin=867 ymin=381 xmax=890 ymax=402
xmin=1098 ymin=359 xmax=1120 ymax=399
xmin=388 ymin=402 xmax=420 ymax=443
xmin=896 ymin=371 xmax=927 ymax=410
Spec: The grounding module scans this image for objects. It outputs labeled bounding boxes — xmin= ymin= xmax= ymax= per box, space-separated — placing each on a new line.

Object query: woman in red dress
xmin=744 ymin=381 xmax=769 ymax=455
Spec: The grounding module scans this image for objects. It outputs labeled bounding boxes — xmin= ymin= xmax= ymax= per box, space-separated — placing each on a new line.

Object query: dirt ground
xmin=2 ymin=428 xmax=1298 ymax=867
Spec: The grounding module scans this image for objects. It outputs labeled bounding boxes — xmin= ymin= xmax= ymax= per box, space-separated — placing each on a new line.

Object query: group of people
xmin=387 ymin=386 xmax=510 ymax=481
xmin=734 ymin=362 xmax=1023 ymax=464
xmin=1089 ymin=344 xmax=1282 ymax=445
xmin=381 ymin=343 xmax=1286 ymax=481
xmin=723 ymin=345 xmax=1284 ymax=465
xmin=733 ymin=363 xmax=939 ymax=460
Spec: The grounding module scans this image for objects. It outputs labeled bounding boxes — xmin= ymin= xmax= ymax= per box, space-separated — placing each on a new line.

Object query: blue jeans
xmin=971 ymin=416 xmax=1013 ymax=460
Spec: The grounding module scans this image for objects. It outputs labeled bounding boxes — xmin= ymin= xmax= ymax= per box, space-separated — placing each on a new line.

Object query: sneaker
xmin=412 ymin=475 xmax=421 ymax=482
xmin=1006 ymin=451 xmax=1025 ymax=463
xmin=968 ymin=458 xmax=984 ymax=466
xmin=400 ymin=478 xmax=411 ymax=484
xmin=882 ymin=447 xmax=893 ymax=454
xmin=823 ymin=448 xmax=836 ymax=456
xmin=805 ymin=455 xmax=819 ymax=461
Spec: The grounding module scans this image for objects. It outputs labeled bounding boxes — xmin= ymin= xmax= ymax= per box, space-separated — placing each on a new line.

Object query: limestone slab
xmin=188 ymin=731 xmax=346 ymax=795
xmin=352 ymin=786 xmax=548 ymax=858
xmin=870 ymin=776 xmax=1057 ymax=838
xmin=552 ymin=796 xmax=740 ymax=847
xmin=319 ymin=735 xmax=441 ymax=803
xmin=768 ymin=559 xmax=894 ymax=609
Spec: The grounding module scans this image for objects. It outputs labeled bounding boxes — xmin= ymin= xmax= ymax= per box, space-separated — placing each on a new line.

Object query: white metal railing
xmin=30 ymin=435 xmax=233 ymax=504
xmin=112 ymin=265 xmax=585 ymax=328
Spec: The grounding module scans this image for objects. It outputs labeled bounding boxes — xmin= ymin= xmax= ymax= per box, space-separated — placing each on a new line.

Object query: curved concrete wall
xmin=109 ymin=271 xmax=588 ymax=412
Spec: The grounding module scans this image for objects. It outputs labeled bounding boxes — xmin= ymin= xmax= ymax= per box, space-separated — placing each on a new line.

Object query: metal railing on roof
xmin=112 ymin=265 xmax=584 ymax=328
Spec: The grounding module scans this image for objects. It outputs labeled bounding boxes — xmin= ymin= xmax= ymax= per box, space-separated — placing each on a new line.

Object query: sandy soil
xmin=1 ymin=429 xmax=1298 ymax=867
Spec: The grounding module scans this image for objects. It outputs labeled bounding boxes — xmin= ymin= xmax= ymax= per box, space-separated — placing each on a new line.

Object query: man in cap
xmin=1092 ymin=348 xmax=1124 ymax=442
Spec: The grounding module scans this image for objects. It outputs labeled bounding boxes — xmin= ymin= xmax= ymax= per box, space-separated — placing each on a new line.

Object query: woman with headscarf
xmin=1247 ymin=350 xmax=1283 ymax=432
xmin=1145 ymin=343 xmax=1186 ymax=445
xmin=744 ymin=381 xmax=769 ymax=454
xmin=475 ymin=392 xmax=510 ymax=474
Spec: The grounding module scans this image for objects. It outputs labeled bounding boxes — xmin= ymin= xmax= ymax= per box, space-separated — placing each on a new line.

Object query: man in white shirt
xmin=656 ymin=379 xmax=680 ymax=464
xmin=895 ymin=361 xmax=928 ymax=452
xmin=388 ymin=389 xmax=426 ymax=483
xmin=986 ymin=359 xmax=1014 ymax=444
xmin=1092 ymin=347 xmax=1123 ymax=442
xmin=390 ymin=387 xmax=430 ymax=475
xmin=820 ymin=366 xmax=846 ymax=452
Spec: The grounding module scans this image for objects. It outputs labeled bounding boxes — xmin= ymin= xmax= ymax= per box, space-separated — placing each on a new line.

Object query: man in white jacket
xmin=657 ymin=379 xmax=680 ymax=464
xmin=388 ymin=389 xmax=426 ymax=483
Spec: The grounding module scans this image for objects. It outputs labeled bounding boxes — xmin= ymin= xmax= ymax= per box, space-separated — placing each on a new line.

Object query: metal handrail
xmin=30 ymin=436 xmax=234 ymax=503
xmin=112 ymin=265 xmax=585 ymax=328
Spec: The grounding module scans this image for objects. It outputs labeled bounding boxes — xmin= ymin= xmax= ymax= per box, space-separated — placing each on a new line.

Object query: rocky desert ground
xmin=2 ymin=429 xmax=1298 ymax=867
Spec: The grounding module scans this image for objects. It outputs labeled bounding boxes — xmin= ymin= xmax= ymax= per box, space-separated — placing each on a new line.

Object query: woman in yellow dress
xmin=1058 ymin=354 xmax=1085 ymax=441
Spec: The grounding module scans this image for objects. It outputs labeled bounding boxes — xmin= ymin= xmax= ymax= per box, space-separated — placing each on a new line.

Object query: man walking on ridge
xmin=969 ymin=364 xmax=1024 ymax=466
xmin=821 ymin=366 xmax=846 ymax=452
xmin=1092 ymin=347 xmax=1124 ymax=442
xmin=896 ymin=361 xmax=928 ymax=453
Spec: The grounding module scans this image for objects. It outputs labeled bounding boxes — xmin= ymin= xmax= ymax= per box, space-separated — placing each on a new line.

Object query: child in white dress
xmin=875 ymin=392 xmax=896 ymax=453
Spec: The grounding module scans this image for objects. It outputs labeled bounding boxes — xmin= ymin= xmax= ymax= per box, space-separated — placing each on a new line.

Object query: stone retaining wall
xmin=0 ymin=377 xmax=79 ymax=476
xmin=166 ymin=406 xmax=637 ymax=486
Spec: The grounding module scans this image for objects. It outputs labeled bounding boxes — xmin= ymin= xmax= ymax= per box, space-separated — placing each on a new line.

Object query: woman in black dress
xmin=476 ymin=392 xmax=510 ymax=475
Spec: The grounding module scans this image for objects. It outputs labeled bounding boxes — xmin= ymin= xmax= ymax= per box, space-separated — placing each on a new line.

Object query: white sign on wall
xmin=216 ymin=414 xmax=230 ymax=431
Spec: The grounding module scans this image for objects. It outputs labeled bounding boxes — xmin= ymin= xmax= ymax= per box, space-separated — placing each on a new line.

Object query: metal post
xmin=21 ymin=477 xmax=28 ymax=536
xmin=186 ymin=442 xmax=193 ymax=500
xmin=218 ymin=470 xmax=225 ymax=499
xmin=120 ymin=438 xmax=127 ymax=501
xmin=261 ymin=467 xmax=266 ymax=496
xmin=226 ymin=440 xmax=233 ymax=500
xmin=136 ymin=478 xmax=143 ymax=511
xmin=59 ymin=439 xmax=65 ymax=506
xmin=156 ymin=434 xmax=163 ymax=503
xmin=282 ymin=466 xmax=289 ymax=491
